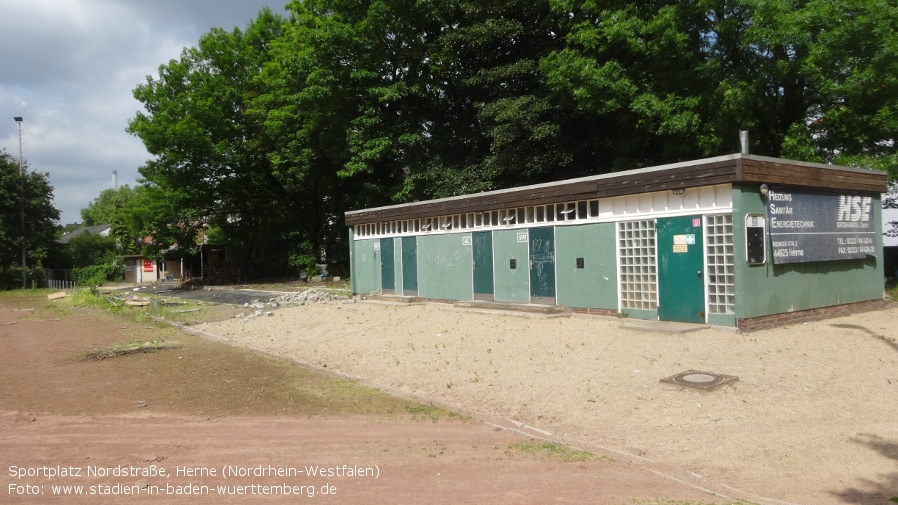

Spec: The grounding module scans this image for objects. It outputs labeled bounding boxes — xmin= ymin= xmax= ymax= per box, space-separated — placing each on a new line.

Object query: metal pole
xmin=14 ymin=117 xmax=25 ymax=289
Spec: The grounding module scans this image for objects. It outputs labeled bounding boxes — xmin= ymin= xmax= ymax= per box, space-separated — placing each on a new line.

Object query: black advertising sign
xmin=766 ymin=186 xmax=877 ymax=264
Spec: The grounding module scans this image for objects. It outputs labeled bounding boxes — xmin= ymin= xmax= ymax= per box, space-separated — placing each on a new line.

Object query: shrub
xmin=72 ymin=259 xmax=124 ymax=287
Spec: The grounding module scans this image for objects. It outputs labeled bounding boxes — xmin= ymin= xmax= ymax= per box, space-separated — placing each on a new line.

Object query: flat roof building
xmin=345 ymin=154 xmax=888 ymax=330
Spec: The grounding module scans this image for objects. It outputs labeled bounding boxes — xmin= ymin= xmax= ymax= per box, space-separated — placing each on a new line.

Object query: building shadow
xmin=830 ymin=435 xmax=898 ymax=503
xmin=830 ymin=323 xmax=898 ymax=354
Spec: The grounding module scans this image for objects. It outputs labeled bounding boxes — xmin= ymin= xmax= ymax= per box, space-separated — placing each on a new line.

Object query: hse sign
xmin=766 ymin=187 xmax=877 ymax=264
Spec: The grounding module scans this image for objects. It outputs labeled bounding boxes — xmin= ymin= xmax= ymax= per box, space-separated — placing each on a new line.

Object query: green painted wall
xmin=393 ymin=237 xmax=403 ymax=292
xmin=402 ymin=236 xmax=418 ymax=292
xmin=555 ymin=224 xmax=618 ymax=310
xmin=732 ymin=183 xmax=885 ymax=319
xmin=352 ymin=238 xmax=382 ymax=295
xmin=349 ymin=228 xmax=356 ymax=294
xmin=493 ymin=229 xmax=530 ymax=302
xmin=417 ymin=234 xmax=473 ymax=300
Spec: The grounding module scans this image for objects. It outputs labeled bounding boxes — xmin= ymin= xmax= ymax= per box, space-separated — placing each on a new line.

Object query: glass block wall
xmin=706 ymin=214 xmax=735 ymax=314
xmin=618 ymin=220 xmax=657 ymax=310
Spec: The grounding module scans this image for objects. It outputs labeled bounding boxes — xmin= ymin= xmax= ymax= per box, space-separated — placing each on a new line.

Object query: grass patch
xmin=82 ymin=339 xmax=181 ymax=361
xmin=0 ymin=288 xmax=55 ymax=297
xmin=507 ymin=440 xmax=599 ymax=463
xmin=41 ymin=303 xmax=71 ymax=318
xmin=624 ymin=500 xmax=757 ymax=505
xmin=63 ymin=288 xmax=233 ymax=325
xmin=406 ymin=404 xmax=470 ymax=423
xmin=887 ymin=278 xmax=898 ymax=300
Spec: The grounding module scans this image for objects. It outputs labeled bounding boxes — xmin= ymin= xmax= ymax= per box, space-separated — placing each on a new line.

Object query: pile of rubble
xmin=236 ymin=289 xmax=356 ymax=322
xmin=235 ymin=289 xmax=356 ymax=322
xmin=270 ymin=288 xmax=356 ymax=306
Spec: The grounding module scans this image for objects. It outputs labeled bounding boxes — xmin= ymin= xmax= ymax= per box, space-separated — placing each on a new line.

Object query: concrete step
xmin=452 ymin=300 xmax=566 ymax=314
xmin=365 ymin=294 xmax=425 ymax=304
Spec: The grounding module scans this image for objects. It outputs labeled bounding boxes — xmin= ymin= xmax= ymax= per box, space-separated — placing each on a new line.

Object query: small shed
xmin=123 ymin=255 xmax=160 ymax=284
xmin=345 ymin=154 xmax=888 ymax=330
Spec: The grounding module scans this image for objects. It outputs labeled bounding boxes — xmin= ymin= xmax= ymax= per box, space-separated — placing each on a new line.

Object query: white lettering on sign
xmin=768 ymin=191 xmax=793 ymax=201
xmin=836 ymin=196 xmax=871 ymax=223
xmin=517 ymin=233 xmax=528 ymax=243
xmin=768 ymin=203 xmax=794 ymax=215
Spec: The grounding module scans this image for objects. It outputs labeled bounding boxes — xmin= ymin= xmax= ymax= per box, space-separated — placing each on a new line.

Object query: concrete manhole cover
xmin=660 ymin=369 xmax=739 ymax=391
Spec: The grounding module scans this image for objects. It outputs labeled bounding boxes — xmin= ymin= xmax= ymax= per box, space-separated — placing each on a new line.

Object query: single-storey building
xmin=345 ymin=154 xmax=888 ymax=330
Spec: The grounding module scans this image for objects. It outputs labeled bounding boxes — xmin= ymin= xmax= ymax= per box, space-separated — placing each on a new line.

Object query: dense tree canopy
xmin=80 ymin=185 xmax=138 ymax=226
xmin=126 ymin=0 xmax=898 ymax=277
xmin=0 ymin=150 xmax=61 ymax=270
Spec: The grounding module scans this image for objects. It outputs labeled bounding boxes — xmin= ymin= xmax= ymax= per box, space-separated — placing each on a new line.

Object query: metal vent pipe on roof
xmin=740 ymin=130 xmax=749 ymax=154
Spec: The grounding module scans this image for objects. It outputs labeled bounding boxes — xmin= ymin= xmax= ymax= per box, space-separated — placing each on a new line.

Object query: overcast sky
xmin=0 ymin=0 xmax=286 ymax=226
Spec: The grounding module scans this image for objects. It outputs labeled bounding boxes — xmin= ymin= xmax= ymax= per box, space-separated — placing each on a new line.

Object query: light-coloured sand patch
xmin=200 ymin=302 xmax=898 ymax=504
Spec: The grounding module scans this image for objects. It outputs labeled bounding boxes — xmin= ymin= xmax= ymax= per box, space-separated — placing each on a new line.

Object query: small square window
xmin=589 ymin=200 xmax=599 ymax=218
xmin=509 ymin=259 xmax=517 ymax=269
xmin=576 ymin=257 xmax=585 ymax=269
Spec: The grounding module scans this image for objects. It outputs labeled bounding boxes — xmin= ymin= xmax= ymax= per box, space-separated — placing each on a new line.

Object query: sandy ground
xmin=0 ymin=295 xmax=718 ymax=504
xmin=197 ymin=300 xmax=898 ymax=505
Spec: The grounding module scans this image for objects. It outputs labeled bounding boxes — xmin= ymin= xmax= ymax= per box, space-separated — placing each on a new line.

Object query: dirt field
xmin=0 ymin=293 xmax=723 ymax=504
xmin=194 ymin=296 xmax=898 ymax=505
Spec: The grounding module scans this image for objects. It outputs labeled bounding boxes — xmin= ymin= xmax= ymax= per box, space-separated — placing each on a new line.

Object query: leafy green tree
xmin=81 ymin=186 xmax=138 ymax=226
xmin=541 ymin=0 xmax=898 ymax=175
xmin=64 ymin=232 xmax=118 ymax=268
xmin=60 ymin=231 xmax=124 ymax=286
xmin=254 ymin=0 xmax=453 ymax=268
xmin=127 ymin=1 xmax=898 ymax=279
xmin=0 ymin=150 xmax=61 ymax=276
xmin=128 ymin=9 xmax=289 ymax=276
xmin=108 ymin=184 xmax=200 ymax=260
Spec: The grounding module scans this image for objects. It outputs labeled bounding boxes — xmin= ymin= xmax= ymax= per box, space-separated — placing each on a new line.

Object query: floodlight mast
xmin=14 ymin=117 xmax=25 ymax=289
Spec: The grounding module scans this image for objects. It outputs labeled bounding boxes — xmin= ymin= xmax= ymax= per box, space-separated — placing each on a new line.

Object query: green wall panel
xmin=472 ymin=231 xmax=494 ymax=296
xmin=401 ymin=237 xmax=418 ymax=293
xmin=493 ymin=229 xmax=530 ymax=302
xmin=352 ymin=238 xmax=381 ymax=295
xmin=417 ymin=234 xmax=473 ymax=301
xmin=733 ymin=183 xmax=885 ymax=319
xmin=529 ymin=226 xmax=556 ymax=301
xmin=380 ymin=238 xmax=395 ymax=291
xmin=393 ymin=237 xmax=403 ymax=292
xmin=555 ymin=224 xmax=618 ymax=310
xmin=349 ymin=228 xmax=357 ymax=294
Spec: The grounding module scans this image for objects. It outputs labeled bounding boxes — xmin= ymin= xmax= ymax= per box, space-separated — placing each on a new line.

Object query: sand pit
xmin=197 ymin=300 xmax=898 ymax=504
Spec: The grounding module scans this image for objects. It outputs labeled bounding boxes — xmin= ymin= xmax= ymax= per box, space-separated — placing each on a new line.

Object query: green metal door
xmin=380 ymin=237 xmax=395 ymax=293
xmin=529 ymin=226 xmax=556 ymax=304
xmin=472 ymin=231 xmax=494 ymax=300
xmin=657 ymin=216 xmax=705 ymax=323
xmin=401 ymin=236 xmax=418 ymax=295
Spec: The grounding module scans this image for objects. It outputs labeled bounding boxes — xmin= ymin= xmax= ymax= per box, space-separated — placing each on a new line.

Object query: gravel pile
xmin=270 ymin=288 xmax=356 ymax=306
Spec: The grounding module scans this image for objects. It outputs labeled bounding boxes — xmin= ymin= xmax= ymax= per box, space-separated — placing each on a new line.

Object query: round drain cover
xmin=681 ymin=373 xmax=716 ymax=383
